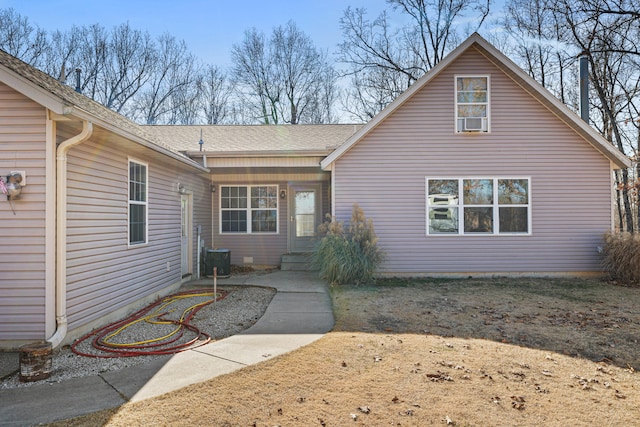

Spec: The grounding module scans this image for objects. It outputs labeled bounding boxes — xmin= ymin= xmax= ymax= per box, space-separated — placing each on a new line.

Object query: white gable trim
xmin=321 ymin=33 xmax=630 ymax=170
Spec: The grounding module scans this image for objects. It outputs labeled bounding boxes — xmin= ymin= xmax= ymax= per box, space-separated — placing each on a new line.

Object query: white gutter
xmin=48 ymin=120 xmax=93 ymax=349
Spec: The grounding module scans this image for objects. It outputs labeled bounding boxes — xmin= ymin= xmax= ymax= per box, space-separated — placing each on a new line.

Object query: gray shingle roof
xmin=0 ymin=48 xmax=183 ymax=157
xmin=142 ymin=124 xmax=364 ymax=154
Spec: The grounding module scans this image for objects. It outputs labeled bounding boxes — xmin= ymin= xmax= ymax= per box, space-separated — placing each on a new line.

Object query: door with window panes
xmin=289 ymin=183 xmax=322 ymax=252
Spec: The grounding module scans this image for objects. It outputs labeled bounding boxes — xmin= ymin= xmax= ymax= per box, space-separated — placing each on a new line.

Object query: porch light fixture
xmin=280 ymin=189 xmax=286 ymax=199
xmin=210 ymin=184 xmax=216 ymax=193
xmin=177 ymin=183 xmax=186 ymax=194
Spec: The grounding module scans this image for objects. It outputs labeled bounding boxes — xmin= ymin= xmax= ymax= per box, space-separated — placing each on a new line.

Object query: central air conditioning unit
xmin=463 ymin=117 xmax=486 ymax=132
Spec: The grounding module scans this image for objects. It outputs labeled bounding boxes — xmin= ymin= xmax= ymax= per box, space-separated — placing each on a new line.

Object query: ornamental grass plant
xmin=601 ymin=231 xmax=640 ymax=286
xmin=312 ymin=204 xmax=384 ymax=285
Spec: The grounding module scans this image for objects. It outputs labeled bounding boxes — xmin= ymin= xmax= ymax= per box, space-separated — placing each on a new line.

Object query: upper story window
xmin=128 ymin=159 xmax=148 ymax=246
xmin=426 ymin=178 xmax=530 ymax=235
xmin=456 ymin=76 xmax=489 ymax=133
xmin=220 ymin=185 xmax=278 ymax=233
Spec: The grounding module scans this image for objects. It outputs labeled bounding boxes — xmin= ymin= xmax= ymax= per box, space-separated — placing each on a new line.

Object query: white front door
xmin=289 ymin=183 xmax=322 ymax=253
xmin=181 ymin=195 xmax=192 ymax=277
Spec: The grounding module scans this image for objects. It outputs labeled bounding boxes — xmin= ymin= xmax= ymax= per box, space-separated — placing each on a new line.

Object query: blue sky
xmin=0 ymin=0 xmax=395 ymax=68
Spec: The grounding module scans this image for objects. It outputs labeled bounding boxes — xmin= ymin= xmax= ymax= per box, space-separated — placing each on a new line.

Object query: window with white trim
xmin=426 ymin=178 xmax=530 ymax=235
xmin=455 ymin=76 xmax=489 ymax=132
xmin=128 ymin=159 xmax=148 ymax=245
xmin=220 ymin=185 xmax=278 ymax=233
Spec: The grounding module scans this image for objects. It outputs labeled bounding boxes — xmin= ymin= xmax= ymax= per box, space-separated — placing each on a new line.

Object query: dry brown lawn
xmin=49 ymin=277 xmax=640 ymax=426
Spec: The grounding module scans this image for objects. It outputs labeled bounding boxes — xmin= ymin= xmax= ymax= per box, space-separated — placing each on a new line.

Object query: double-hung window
xmin=456 ymin=76 xmax=489 ymax=132
xmin=128 ymin=159 xmax=148 ymax=245
xmin=220 ymin=185 xmax=278 ymax=233
xmin=427 ymin=178 xmax=530 ymax=235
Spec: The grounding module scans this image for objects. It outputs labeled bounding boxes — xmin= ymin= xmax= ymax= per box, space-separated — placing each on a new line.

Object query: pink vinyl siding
xmin=0 ymin=83 xmax=47 ymax=341
xmin=212 ymin=179 xmax=330 ymax=266
xmin=333 ymin=47 xmax=614 ymax=274
xmin=213 ymin=181 xmax=289 ymax=266
xmin=63 ymin=131 xmax=212 ymax=335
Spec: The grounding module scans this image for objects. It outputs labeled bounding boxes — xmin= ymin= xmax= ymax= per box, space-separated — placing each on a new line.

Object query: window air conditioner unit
xmin=463 ymin=117 xmax=486 ymax=132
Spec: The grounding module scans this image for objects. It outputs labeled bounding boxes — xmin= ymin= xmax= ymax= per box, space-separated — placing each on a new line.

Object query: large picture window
xmin=220 ymin=185 xmax=278 ymax=233
xmin=455 ymin=75 xmax=489 ymax=132
xmin=128 ymin=159 xmax=148 ymax=245
xmin=427 ymin=178 xmax=530 ymax=235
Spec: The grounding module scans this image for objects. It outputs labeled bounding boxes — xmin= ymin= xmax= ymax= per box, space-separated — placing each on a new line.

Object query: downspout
xmin=48 ymin=120 xmax=93 ymax=348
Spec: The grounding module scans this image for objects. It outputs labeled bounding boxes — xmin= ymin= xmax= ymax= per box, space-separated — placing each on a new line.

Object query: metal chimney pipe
xmin=579 ymin=53 xmax=589 ymax=123
xmin=75 ymin=68 xmax=82 ymax=93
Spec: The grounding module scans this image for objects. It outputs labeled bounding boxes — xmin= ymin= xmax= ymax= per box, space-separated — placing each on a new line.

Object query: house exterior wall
xmin=333 ymin=47 xmax=613 ymax=275
xmin=211 ymin=172 xmax=330 ymax=266
xmin=0 ymin=82 xmax=48 ymax=343
xmin=61 ymin=126 xmax=212 ymax=342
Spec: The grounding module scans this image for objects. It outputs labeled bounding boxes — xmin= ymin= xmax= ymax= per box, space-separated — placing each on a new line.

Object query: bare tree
xmin=501 ymin=0 xmax=575 ymax=104
xmin=338 ymin=0 xmax=492 ymax=119
xmin=232 ymin=22 xmax=339 ymax=124
xmin=198 ymin=65 xmax=234 ymax=124
xmin=232 ymin=28 xmax=281 ymax=124
xmin=552 ymin=0 xmax=640 ymax=231
xmin=0 ymin=8 xmax=47 ymax=68
xmin=43 ymin=27 xmax=82 ymax=83
xmin=130 ymin=33 xmax=199 ymax=124
xmin=271 ymin=21 xmax=336 ymax=124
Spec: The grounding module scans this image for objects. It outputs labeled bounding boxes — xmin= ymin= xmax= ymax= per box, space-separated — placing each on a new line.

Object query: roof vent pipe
xmin=579 ymin=53 xmax=589 ymax=123
xmin=75 ymin=68 xmax=82 ymax=93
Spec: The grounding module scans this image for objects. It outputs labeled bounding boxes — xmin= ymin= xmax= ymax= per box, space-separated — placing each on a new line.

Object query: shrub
xmin=312 ymin=204 xmax=385 ymax=285
xmin=602 ymin=231 xmax=640 ymax=286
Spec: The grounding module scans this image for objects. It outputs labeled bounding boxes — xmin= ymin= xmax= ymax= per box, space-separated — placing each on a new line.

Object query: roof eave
xmin=188 ymin=149 xmax=333 ymax=158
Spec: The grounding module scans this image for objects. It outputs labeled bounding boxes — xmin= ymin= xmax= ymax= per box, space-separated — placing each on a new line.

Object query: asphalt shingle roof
xmin=142 ymin=124 xmax=364 ymax=154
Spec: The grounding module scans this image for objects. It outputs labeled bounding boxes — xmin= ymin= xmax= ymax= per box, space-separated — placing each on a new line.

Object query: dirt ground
xmin=48 ymin=277 xmax=640 ymax=426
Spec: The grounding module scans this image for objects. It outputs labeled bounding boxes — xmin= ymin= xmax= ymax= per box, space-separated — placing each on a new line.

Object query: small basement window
xmin=455 ymin=76 xmax=489 ymax=133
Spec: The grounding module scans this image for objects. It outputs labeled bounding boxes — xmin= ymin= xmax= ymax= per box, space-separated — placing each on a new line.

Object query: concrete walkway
xmin=0 ymin=270 xmax=333 ymax=427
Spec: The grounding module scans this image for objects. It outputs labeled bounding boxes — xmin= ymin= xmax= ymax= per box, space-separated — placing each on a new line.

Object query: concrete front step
xmin=281 ymin=253 xmax=317 ymax=271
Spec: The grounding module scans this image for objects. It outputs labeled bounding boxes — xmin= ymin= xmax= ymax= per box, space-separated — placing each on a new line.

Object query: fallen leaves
xmin=510 ymin=395 xmax=526 ymax=410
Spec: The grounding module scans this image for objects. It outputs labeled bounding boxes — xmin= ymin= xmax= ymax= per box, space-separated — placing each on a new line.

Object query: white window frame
xmin=455 ymin=75 xmax=490 ymax=133
xmin=128 ymin=158 xmax=148 ymax=247
xmin=426 ymin=177 xmax=531 ymax=236
xmin=219 ymin=185 xmax=279 ymax=234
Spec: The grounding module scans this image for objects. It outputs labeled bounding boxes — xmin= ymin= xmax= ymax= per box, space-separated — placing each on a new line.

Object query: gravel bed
xmin=0 ymin=285 xmax=275 ymax=389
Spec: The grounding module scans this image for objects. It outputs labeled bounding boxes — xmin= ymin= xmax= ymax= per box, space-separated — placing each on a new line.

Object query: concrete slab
xmin=265 ymin=291 xmax=332 ymax=313
xmin=0 ymin=375 xmax=126 ymax=427
xmin=194 ymin=333 xmax=323 ymax=366
xmin=243 ymin=312 xmax=335 ymax=334
xmin=0 ymin=352 xmax=19 ymax=379
xmin=127 ymin=349 xmax=246 ymax=402
xmin=100 ymin=355 xmax=171 ymax=400
xmin=241 ymin=271 xmax=327 ymax=293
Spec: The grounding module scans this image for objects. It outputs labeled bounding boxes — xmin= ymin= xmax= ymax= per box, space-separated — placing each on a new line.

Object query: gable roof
xmin=321 ymin=33 xmax=631 ymax=170
xmin=143 ymin=124 xmax=363 ymax=156
xmin=0 ymin=48 xmax=207 ymax=172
